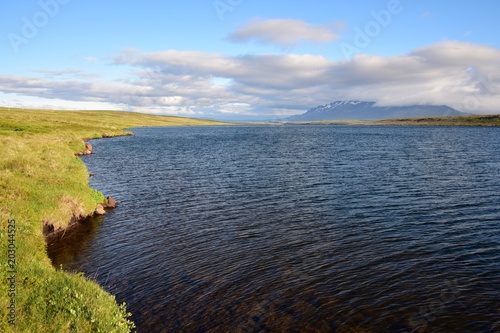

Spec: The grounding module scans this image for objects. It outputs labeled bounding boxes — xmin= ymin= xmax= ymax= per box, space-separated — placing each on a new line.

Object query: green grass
xmin=0 ymin=107 xmax=228 ymax=332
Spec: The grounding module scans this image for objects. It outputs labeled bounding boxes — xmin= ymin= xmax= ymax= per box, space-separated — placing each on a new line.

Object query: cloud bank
xmin=226 ymin=18 xmax=344 ymax=46
xmin=1 ymin=41 xmax=499 ymax=119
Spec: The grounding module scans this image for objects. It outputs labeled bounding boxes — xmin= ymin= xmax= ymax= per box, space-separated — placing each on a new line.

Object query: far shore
xmin=278 ymin=114 xmax=500 ymax=126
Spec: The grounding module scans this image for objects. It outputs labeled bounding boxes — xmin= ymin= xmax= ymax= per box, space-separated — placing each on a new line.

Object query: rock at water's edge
xmin=106 ymin=196 xmax=118 ymax=209
xmin=75 ymin=143 xmax=95 ymax=156
xmin=83 ymin=143 xmax=93 ymax=155
xmin=95 ymin=204 xmax=106 ymax=215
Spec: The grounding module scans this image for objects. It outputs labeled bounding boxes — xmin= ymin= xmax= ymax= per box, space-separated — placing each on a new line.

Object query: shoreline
xmin=283 ymin=114 xmax=500 ymax=126
xmin=44 ymin=134 xmax=126 ymax=240
xmin=0 ymin=107 xmax=227 ymax=332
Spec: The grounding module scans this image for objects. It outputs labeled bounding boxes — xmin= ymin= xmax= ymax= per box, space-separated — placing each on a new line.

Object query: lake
xmin=47 ymin=125 xmax=500 ymax=332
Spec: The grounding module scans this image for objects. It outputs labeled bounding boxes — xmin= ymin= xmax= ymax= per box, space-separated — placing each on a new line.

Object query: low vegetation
xmin=0 ymin=107 xmax=227 ymax=332
xmin=375 ymin=114 xmax=500 ymax=126
xmin=290 ymin=114 xmax=500 ymax=126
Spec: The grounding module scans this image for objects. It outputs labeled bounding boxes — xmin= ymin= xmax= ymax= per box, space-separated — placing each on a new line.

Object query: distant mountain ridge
xmin=288 ymin=101 xmax=469 ymax=121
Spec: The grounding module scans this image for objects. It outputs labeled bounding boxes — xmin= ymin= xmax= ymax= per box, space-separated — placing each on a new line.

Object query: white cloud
xmin=0 ymin=92 xmax=121 ymax=111
xmin=32 ymin=69 xmax=100 ymax=79
xmin=84 ymin=56 xmax=99 ymax=64
xmin=2 ymin=41 xmax=500 ymax=118
xmin=226 ymin=18 xmax=344 ymax=47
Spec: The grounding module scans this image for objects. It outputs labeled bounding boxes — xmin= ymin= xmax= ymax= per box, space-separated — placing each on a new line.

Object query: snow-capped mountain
xmin=288 ymin=101 xmax=469 ymax=121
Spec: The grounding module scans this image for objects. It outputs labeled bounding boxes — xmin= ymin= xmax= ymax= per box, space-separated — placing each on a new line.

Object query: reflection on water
xmin=47 ymin=215 xmax=105 ymax=270
xmin=48 ymin=126 xmax=500 ymax=332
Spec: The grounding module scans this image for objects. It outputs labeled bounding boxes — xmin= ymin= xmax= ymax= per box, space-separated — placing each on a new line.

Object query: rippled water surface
xmin=48 ymin=126 xmax=500 ymax=332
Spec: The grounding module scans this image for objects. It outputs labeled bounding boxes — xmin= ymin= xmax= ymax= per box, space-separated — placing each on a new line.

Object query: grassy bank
xmin=0 ymin=107 xmax=227 ymax=332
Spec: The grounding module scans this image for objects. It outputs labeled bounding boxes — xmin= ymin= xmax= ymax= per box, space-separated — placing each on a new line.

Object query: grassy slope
xmin=0 ymin=107 xmax=227 ymax=332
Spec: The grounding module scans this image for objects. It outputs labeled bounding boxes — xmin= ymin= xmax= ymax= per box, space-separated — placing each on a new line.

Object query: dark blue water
xmin=48 ymin=125 xmax=500 ymax=332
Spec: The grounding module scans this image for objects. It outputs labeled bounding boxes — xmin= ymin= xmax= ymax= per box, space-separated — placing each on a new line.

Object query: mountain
xmin=287 ymin=101 xmax=469 ymax=121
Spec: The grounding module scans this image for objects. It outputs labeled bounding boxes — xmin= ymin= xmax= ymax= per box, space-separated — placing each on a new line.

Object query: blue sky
xmin=1 ymin=0 xmax=500 ymax=120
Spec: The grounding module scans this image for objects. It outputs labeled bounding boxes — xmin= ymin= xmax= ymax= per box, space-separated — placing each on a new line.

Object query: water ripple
xmin=48 ymin=126 xmax=500 ymax=332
